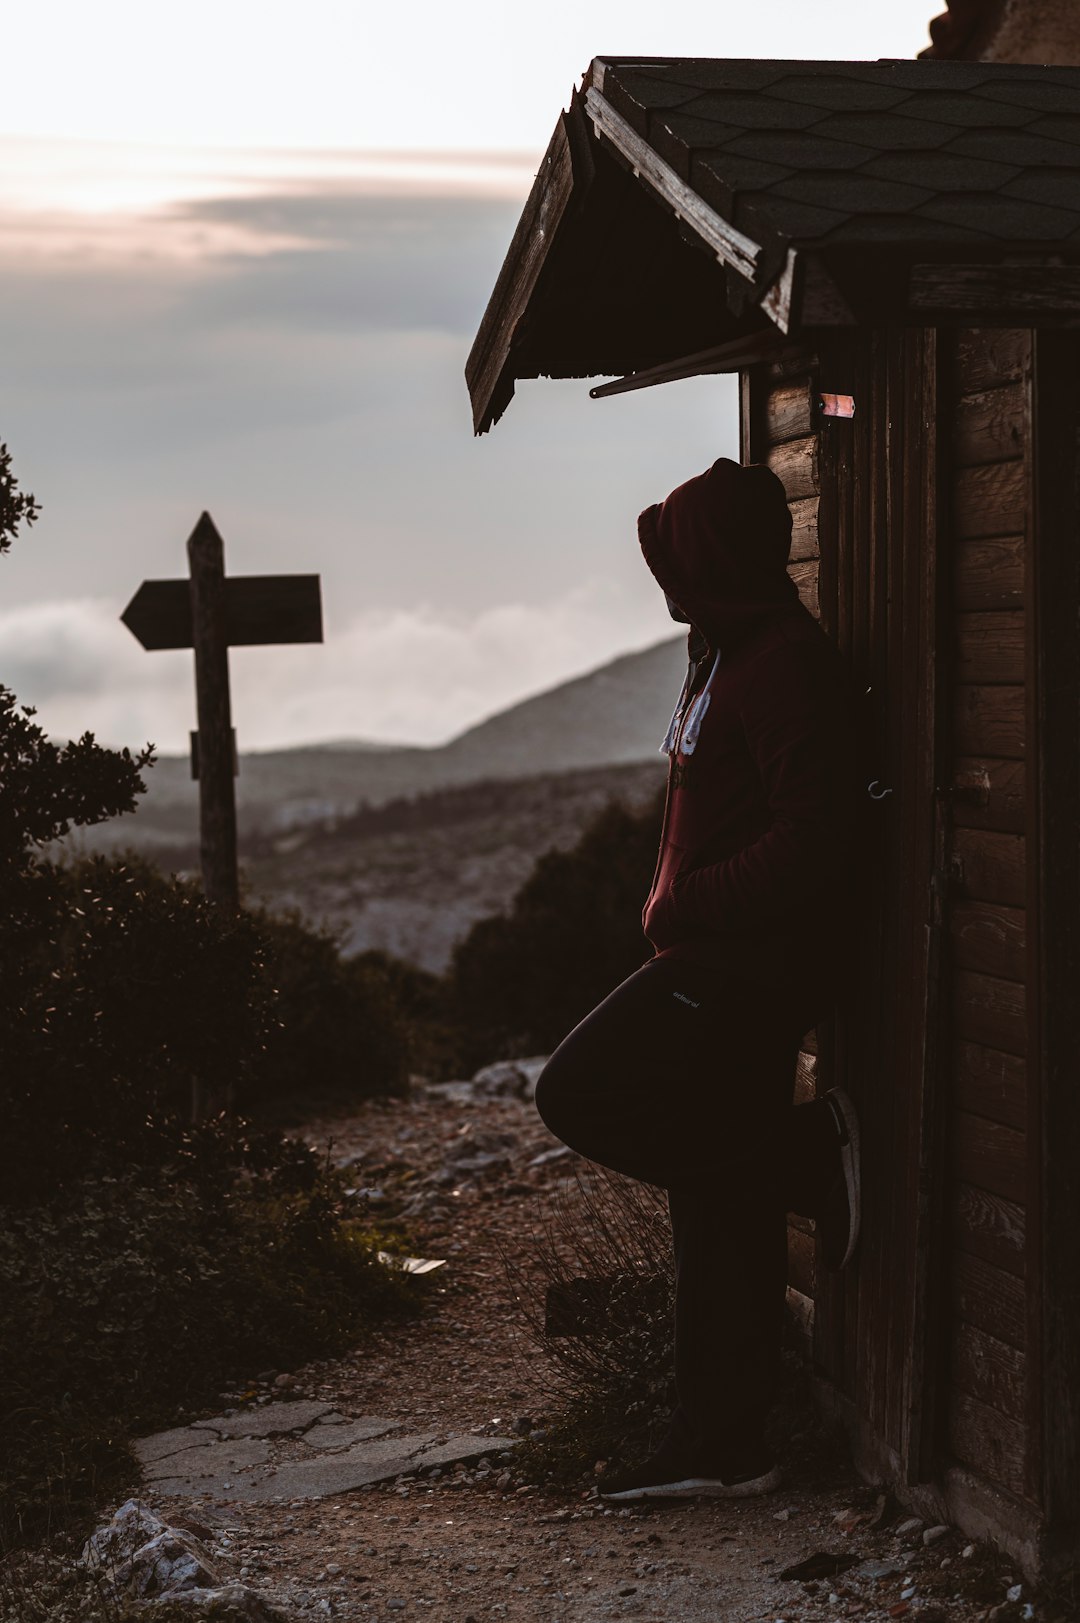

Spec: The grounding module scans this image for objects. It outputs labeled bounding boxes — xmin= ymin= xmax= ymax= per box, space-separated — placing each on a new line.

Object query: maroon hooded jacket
xmin=639 ymin=457 xmax=857 ymax=1004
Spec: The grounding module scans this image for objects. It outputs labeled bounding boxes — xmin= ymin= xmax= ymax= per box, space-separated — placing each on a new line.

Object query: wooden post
xmin=186 ymin=512 xmax=239 ymax=911
xmin=122 ymin=515 xmax=322 ymax=1124
xmin=122 ymin=520 xmax=322 ymax=913
xmin=1028 ymin=329 xmax=1080 ymax=1580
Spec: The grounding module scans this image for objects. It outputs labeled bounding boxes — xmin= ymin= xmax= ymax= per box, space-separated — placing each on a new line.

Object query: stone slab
xmin=202 ymin=1455 xmax=415 ymax=1503
xmin=142 ymin=1439 xmax=271 ymax=1483
xmin=411 ymin=1434 xmax=519 ymax=1470
xmin=300 ymin=1417 xmax=401 ymax=1450
xmin=150 ymin=1431 xmax=519 ymax=1503
xmin=134 ymin=1428 xmax=216 ymax=1466
xmin=317 ymin=1431 xmax=440 ymax=1468
xmin=189 ymin=1401 xmax=334 ymax=1438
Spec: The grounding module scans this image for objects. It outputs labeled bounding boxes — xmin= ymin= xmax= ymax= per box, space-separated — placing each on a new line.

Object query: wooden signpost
xmin=122 ymin=511 xmax=323 ymax=909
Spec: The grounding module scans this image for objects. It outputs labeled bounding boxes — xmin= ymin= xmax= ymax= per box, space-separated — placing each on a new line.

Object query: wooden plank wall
xmin=751 ymin=360 xmax=822 ymax=1330
xmin=944 ymin=328 xmax=1031 ymax=1500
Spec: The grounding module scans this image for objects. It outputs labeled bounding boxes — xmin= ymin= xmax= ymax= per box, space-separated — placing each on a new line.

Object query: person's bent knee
xmin=533 ymin=1048 xmax=590 ymax=1152
xmin=533 ymin=1053 xmax=570 ymax=1139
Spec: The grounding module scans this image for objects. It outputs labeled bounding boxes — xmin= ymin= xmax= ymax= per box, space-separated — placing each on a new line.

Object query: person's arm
xmin=669 ymin=639 xmax=855 ymax=931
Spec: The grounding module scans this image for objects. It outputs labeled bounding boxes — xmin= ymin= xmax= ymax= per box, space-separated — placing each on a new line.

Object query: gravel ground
xmin=147 ymin=1085 xmax=1039 ymax=1623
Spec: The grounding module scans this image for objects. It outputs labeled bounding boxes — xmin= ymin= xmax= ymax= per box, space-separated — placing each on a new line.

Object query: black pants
xmin=534 ymin=954 xmax=831 ymax=1465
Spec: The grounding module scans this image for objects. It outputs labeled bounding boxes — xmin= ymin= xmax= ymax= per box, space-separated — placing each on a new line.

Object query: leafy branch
xmin=0 ymin=442 xmax=40 ymax=556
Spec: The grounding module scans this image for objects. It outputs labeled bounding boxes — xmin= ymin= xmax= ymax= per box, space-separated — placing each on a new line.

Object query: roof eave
xmin=465 ymin=103 xmax=586 ymax=434
xmin=466 ymin=67 xmax=802 ymax=435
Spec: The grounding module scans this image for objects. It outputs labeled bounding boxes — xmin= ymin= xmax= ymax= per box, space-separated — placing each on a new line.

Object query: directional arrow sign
xmin=120 ymin=512 xmax=324 ymax=913
xmin=122 ymin=573 xmax=323 ymax=650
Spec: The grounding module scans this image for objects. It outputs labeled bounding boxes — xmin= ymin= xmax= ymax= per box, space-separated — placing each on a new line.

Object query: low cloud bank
xmin=0 ymin=583 xmax=673 ymax=753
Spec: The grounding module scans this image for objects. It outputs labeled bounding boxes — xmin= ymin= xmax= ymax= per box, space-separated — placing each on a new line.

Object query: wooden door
xmin=810 ymin=327 xmax=949 ymax=1486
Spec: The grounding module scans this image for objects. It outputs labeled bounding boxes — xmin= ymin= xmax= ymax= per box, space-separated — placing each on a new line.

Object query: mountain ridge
xmin=85 ymin=634 xmax=686 ymax=850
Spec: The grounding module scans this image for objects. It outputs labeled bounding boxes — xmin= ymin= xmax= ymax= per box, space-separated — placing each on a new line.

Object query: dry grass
xmin=498 ymin=1166 xmax=676 ymax=1481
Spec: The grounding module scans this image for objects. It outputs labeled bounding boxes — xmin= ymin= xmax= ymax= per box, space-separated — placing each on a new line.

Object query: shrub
xmin=0 ymin=847 xmax=416 ymax=1199
xmin=1 ymin=855 xmax=271 ymax=1201
xmin=349 ymin=948 xmax=459 ymax=1083
xmin=0 ymin=440 xmax=39 ymax=557
xmin=0 ymin=449 xmax=421 ymax=1549
xmin=448 ymin=796 xmax=663 ymax=1068
xmin=0 ymin=689 xmax=151 ymax=872
xmin=0 ymin=1121 xmax=417 ymax=1546
xmin=245 ymin=908 xmax=411 ymax=1114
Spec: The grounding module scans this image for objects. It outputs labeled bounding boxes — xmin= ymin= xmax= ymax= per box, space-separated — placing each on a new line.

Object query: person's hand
xmin=643 ymin=871 xmax=694 ymax=948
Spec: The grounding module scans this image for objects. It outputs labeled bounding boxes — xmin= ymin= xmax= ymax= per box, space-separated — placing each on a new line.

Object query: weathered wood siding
xmin=781 ymin=328 xmax=1037 ymax=1499
xmin=744 ymin=359 xmax=822 ymax=1336
xmin=749 ymin=327 xmax=1066 ymax=1536
xmin=944 ymin=328 xmax=1032 ymax=1499
xmin=747 ymin=337 xmax=1037 ymax=1503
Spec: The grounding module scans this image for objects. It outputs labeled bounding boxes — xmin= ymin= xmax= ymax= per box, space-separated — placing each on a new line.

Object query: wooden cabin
xmin=466 ymin=57 xmax=1080 ymax=1584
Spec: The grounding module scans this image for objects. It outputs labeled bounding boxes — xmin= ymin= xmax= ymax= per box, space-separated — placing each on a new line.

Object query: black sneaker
xmin=597 ymin=1442 xmax=782 ymax=1503
xmin=816 ymin=1087 xmax=861 ymax=1272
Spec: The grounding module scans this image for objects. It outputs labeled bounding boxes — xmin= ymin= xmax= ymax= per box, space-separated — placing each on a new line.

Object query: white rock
xmin=142 ymin=1584 xmax=287 ymax=1621
xmin=1007 ymin=1583 xmax=1023 ymax=1602
xmin=114 ymin=1530 xmax=223 ymax=1598
xmin=923 ymin=1523 xmax=949 ymax=1546
xmin=895 ymin=1517 xmax=924 ymax=1538
xmin=425 ymin=1081 xmax=477 ymax=1104
xmin=80 ymin=1500 xmax=167 ymax=1570
xmin=856 ymin=1559 xmax=900 ymax=1580
xmin=528 ymin=1145 xmax=572 ymax=1168
xmin=471 ymin=1057 xmax=548 ymax=1100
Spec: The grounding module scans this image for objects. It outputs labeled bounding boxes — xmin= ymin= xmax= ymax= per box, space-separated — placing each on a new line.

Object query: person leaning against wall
xmin=535 ymin=455 xmax=862 ymax=1501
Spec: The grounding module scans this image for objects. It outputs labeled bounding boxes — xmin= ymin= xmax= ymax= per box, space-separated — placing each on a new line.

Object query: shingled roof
xmin=467 ymin=56 xmax=1080 ymax=431
xmin=599 ymin=56 xmax=1080 ymax=259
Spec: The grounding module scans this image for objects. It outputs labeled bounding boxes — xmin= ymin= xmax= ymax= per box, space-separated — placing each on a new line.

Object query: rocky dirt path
xmin=141 ymin=1077 xmax=1033 ymax=1623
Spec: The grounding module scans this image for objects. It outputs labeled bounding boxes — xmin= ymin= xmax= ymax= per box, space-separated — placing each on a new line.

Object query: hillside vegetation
xmin=80 ymin=636 xmax=686 ymax=853
xmin=148 ymin=758 xmax=667 ymax=973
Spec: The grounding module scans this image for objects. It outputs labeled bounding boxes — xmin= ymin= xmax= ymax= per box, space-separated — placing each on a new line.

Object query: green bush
xmin=0 ymin=1121 xmax=416 ymax=1546
xmin=448 ymin=797 xmax=663 ymax=1069
xmin=0 ymin=848 xmax=416 ymax=1200
xmin=0 ymin=449 xmax=421 ymax=1550
xmin=246 ymin=908 xmax=412 ymax=1114
xmin=0 ymin=441 xmax=38 ymax=557
xmin=349 ymin=948 xmax=459 ymax=1083
xmin=2 ymin=854 xmax=271 ymax=1201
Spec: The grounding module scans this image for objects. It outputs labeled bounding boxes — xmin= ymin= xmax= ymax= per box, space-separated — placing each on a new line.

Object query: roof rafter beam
xmin=588 ymin=330 xmax=788 ymax=399
xmin=583 ymin=86 xmax=763 ymax=287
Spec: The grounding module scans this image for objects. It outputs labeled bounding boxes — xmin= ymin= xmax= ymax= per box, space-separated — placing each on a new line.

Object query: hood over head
xmin=639 ymin=457 xmax=801 ymax=650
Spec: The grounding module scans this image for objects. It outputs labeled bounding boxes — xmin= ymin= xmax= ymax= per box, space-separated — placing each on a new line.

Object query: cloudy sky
xmin=1 ymin=0 xmax=936 ymax=751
